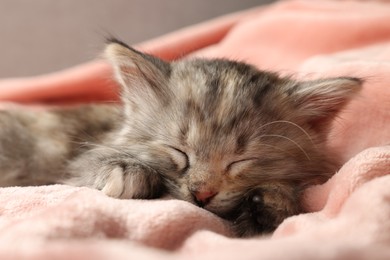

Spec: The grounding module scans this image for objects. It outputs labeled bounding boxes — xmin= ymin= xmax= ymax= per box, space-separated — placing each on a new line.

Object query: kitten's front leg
xmin=64 ymin=148 xmax=165 ymax=199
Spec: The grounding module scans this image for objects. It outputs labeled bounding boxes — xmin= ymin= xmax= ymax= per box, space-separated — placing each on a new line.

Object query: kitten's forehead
xmin=172 ymin=58 xmax=267 ymax=93
xmin=170 ymin=59 xmax=281 ymax=111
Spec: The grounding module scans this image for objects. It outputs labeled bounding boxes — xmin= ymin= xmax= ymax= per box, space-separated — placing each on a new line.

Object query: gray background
xmin=0 ymin=0 xmax=275 ymax=78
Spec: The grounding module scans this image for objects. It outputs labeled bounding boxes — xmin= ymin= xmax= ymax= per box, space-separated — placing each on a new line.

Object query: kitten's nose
xmin=191 ymin=189 xmax=218 ymax=207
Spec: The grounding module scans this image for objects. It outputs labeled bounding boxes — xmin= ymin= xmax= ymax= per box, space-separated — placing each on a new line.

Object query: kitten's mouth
xmin=191 ymin=192 xmax=218 ymax=208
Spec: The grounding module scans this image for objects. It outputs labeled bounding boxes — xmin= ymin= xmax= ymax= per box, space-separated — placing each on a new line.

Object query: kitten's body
xmin=0 ymin=105 xmax=120 ymax=186
xmin=0 ymin=40 xmax=361 ymax=237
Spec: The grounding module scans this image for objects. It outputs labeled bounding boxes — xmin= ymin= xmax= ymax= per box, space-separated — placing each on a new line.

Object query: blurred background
xmin=0 ymin=0 xmax=275 ymax=78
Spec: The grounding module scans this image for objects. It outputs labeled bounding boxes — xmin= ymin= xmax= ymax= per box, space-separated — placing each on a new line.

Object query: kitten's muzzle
xmin=190 ymin=189 xmax=218 ymax=207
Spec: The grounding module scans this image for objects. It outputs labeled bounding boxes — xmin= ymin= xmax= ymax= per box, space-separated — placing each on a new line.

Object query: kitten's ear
xmin=288 ymin=77 xmax=362 ymax=125
xmin=104 ymin=39 xmax=171 ymax=102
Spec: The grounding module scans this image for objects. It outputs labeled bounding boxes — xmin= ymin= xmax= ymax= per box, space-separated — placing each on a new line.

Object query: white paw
xmin=101 ymin=166 xmax=124 ymax=198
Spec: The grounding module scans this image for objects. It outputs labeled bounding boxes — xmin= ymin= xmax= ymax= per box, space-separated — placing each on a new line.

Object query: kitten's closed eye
xmin=227 ymin=158 xmax=258 ymax=177
xmin=166 ymin=146 xmax=189 ymax=172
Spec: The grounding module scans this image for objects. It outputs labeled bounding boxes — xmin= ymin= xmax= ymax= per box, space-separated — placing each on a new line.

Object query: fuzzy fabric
xmin=0 ymin=1 xmax=389 ymax=259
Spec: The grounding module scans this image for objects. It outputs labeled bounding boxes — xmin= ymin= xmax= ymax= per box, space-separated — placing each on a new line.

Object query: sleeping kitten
xmin=0 ymin=39 xmax=361 ymax=237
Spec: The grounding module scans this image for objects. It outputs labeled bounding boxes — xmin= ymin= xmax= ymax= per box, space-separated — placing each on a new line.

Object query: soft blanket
xmin=1 ymin=0 xmax=390 ymax=259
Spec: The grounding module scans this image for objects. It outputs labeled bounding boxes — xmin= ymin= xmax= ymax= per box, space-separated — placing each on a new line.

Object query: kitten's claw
xmin=101 ymin=166 xmax=124 ymax=198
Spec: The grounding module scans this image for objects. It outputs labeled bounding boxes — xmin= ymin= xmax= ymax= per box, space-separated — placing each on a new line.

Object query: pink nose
xmin=192 ymin=190 xmax=218 ymax=207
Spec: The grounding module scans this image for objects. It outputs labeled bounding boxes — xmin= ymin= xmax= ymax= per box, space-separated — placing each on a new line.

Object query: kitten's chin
xmin=199 ymin=194 xmax=243 ymax=216
xmin=203 ymin=204 xmax=235 ymax=217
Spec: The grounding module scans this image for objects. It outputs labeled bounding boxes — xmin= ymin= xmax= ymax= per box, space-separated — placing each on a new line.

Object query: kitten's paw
xmin=101 ymin=166 xmax=124 ymax=198
xmin=65 ymin=154 xmax=165 ymax=200
xmin=101 ymin=163 xmax=165 ymax=199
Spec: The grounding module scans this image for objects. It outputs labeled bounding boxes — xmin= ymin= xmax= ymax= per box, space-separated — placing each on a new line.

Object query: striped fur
xmin=0 ymin=40 xmax=362 ymax=237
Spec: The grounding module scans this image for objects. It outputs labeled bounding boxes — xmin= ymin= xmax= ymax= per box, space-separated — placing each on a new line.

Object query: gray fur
xmin=0 ymin=40 xmax=362 ymax=237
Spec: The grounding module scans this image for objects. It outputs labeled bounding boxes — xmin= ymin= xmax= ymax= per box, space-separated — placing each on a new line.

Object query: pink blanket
xmin=1 ymin=0 xmax=390 ymax=259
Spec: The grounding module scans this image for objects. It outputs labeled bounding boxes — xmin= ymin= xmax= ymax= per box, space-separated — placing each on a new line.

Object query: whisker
xmin=259 ymin=143 xmax=296 ymax=158
xmin=259 ymin=134 xmax=311 ymax=160
xmin=258 ymin=120 xmax=315 ymax=146
xmin=83 ymin=142 xmax=125 ymax=155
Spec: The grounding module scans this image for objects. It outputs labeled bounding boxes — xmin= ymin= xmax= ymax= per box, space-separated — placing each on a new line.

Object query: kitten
xmin=0 ymin=39 xmax=361 ymax=237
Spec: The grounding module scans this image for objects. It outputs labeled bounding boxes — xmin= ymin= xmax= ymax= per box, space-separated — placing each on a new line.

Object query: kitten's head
xmin=105 ymin=40 xmax=362 ymax=237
